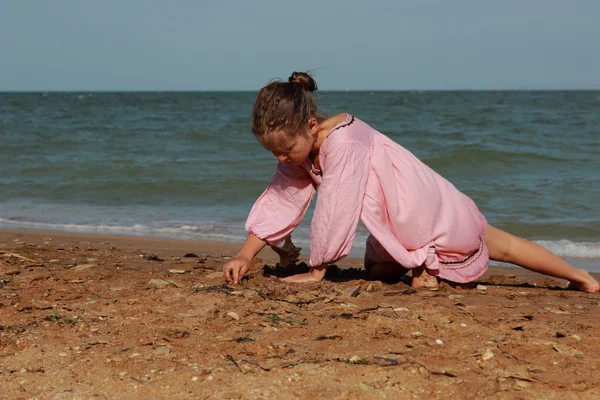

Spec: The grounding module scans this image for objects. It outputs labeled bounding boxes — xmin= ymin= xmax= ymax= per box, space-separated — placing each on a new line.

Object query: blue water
xmin=1 ymin=91 xmax=599 ymax=269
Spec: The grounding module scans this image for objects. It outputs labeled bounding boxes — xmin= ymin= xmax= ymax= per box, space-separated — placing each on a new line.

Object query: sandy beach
xmin=1 ymin=229 xmax=599 ymax=399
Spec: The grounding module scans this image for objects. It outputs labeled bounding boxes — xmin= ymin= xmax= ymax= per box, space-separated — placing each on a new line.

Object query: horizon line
xmin=2 ymin=87 xmax=600 ymax=94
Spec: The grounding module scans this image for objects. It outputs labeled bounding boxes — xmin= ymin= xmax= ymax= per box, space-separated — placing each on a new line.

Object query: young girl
xmin=222 ymin=72 xmax=599 ymax=293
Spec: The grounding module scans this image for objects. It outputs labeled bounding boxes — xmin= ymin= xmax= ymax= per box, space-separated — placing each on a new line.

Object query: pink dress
xmin=246 ymin=114 xmax=489 ymax=283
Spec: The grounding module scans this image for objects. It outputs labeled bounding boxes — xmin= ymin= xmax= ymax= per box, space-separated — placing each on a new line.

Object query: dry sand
xmin=1 ymin=229 xmax=599 ymax=399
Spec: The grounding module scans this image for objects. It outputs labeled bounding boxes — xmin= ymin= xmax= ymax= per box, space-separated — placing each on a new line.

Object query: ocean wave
xmin=0 ymin=218 xmax=249 ymax=243
xmin=422 ymin=145 xmax=568 ymax=170
xmin=534 ymin=240 xmax=600 ymax=259
xmin=1 ymin=217 xmax=599 ymax=261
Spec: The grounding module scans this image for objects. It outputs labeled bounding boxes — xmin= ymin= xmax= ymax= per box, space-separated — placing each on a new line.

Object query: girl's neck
xmin=308 ymin=114 xmax=348 ymax=167
xmin=311 ymin=114 xmax=347 ymax=155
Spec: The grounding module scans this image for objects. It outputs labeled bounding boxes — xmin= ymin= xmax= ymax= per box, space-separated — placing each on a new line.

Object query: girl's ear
xmin=308 ymin=117 xmax=319 ymax=138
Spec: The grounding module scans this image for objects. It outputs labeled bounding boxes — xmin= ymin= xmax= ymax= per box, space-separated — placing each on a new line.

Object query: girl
xmin=222 ymin=72 xmax=599 ymax=293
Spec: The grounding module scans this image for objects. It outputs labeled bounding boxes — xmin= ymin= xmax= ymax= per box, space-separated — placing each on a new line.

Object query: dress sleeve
xmin=245 ymin=162 xmax=316 ymax=246
xmin=309 ymin=141 xmax=370 ymax=267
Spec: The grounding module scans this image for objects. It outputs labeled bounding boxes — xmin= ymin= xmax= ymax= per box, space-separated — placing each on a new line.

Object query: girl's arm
xmin=245 ymin=162 xmax=316 ymax=246
xmin=225 ymin=162 xmax=315 ymax=284
xmin=283 ymin=141 xmax=371 ymax=283
xmin=236 ymin=232 xmax=267 ymax=263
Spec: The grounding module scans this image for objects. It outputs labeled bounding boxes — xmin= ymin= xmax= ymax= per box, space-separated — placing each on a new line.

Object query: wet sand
xmin=1 ymin=229 xmax=599 ymax=399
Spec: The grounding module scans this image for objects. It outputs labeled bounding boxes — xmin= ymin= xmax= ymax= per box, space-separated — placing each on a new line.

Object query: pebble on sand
xmin=227 ymin=312 xmax=240 ymax=321
xmin=482 ymin=349 xmax=494 ymax=360
xmin=148 ymin=279 xmax=175 ymax=288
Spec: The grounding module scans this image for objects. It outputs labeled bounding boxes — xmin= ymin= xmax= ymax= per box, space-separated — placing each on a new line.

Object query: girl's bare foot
xmin=411 ymin=265 xmax=439 ymax=289
xmin=566 ymin=269 xmax=600 ymax=293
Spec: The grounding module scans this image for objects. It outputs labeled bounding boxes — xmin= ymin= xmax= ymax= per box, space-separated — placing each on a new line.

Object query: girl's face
xmin=271 ymin=132 xmax=314 ymax=165
xmin=268 ymin=118 xmax=319 ymax=165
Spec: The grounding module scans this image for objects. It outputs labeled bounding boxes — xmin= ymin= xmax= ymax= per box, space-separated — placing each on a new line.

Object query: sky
xmin=1 ymin=0 xmax=599 ymax=91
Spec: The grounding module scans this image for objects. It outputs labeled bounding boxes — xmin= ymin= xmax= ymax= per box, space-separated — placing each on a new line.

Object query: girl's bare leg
xmin=364 ymin=254 xmax=410 ymax=283
xmin=484 ymin=225 xmax=599 ymax=293
xmin=364 ymin=252 xmax=437 ymax=287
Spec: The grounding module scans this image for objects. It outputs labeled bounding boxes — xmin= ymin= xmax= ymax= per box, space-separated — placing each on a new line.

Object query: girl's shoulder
xmin=326 ymin=114 xmax=374 ymax=145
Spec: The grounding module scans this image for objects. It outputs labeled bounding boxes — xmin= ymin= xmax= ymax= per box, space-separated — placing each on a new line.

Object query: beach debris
xmin=252 ymin=311 xmax=307 ymax=326
xmin=193 ymin=284 xmax=234 ymax=295
xmin=384 ymin=289 xmax=417 ymax=296
xmin=153 ymin=347 xmax=171 ymax=356
xmin=552 ymin=343 xmax=584 ymax=358
xmin=271 ymin=235 xmax=301 ymax=267
xmin=2 ymin=252 xmax=36 ymax=263
xmin=165 ymin=329 xmax=190 ymax=339
xmin=456 ymin=306 xmax=475 ymax=317
xmin=141 ymin=252 xmax=164 ymax=262
xmin=178 ymin=310 xmax=205 ymax=317
xmin=482 ymin=349 xmax=495 ymax=361
xmin=374 ymin=327 xmax=392 ymax=337
xmin=44 ymin=312 xmax=75 ymax=325
xmin=496 ymin=371 xmax=540 ymax=383
xmin=226 ymin=312 xmax=240 ymax=321
xmin=476 ymin=285 xmax=487 ymax=291
xmin=349 ymin=355 xmax=362 ymax=364
xmin=206 ymin=271 xmax=224 ymax=279
xmin=72 ymin=264 xmax=96 ymax=271
xmin=341 ymin=285 xmax=361 ymax=298
xmin=242 ymin=289 xmax=258 ymax=299
xmin=417 ymin=290 xmax=439 ymax=297
xmin=4 ymin=269 xmax=20 ymax=275
xmin=354 ymin=304 xmax=406 ymax=318
xmin=366 ymin=281 xmax=383 ymax=292
xmin=216 ymin=336 xmax=253 ymax=343
xmin=316 ymin=335 xmax=343 ymax=341
xmin=147 ymin=279 xmax=178 ymax=288
xmin=431 ymin=369 xmax=458 ymax=378
xmin=545 ymin=307 xmax=570 ymax=315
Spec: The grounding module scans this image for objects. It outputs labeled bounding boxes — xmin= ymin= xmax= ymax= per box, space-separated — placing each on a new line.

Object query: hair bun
xmin=288 ymin=71 xmax=318 ymax=92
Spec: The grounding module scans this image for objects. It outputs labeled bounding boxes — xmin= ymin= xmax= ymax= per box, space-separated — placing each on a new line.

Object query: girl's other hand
xmin=223 ymin=257 xmax=251 ymax=284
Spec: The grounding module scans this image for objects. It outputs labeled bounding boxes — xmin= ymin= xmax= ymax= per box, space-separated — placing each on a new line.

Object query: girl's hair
xmin=251 ymin=71 xmax=320 ymax=151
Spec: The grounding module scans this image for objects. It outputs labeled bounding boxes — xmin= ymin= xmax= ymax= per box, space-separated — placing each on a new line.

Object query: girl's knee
xmin=484 ymin=225 xmax=515 ymax=262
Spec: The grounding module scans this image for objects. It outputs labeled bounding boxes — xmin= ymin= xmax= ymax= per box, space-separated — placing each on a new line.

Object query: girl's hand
xmin=280 ymin=264 xmax=327 ymax=283
xmin=223 ymin=257 xmax=251 ymax=284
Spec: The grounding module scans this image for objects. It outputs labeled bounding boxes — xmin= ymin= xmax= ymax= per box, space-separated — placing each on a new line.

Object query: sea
xmin=1 ymin=91 xmax=599 ymax=271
